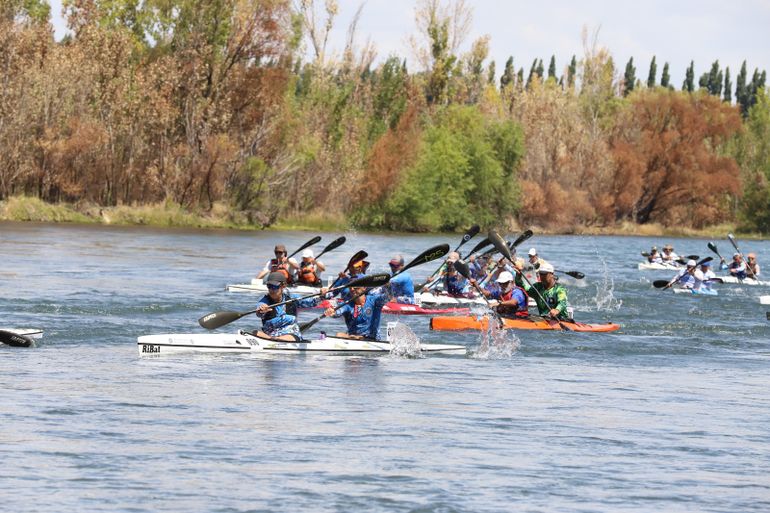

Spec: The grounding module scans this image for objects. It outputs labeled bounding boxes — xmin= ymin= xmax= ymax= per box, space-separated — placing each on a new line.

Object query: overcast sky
xmin=48 ymin=0 xmax=770 ymax=87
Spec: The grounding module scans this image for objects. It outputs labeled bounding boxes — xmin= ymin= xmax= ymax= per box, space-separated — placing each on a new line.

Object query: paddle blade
xmin=402 ymin=244 xmax=451 ymax=273
xmin=766 ymin=311 xmax=770 ymax=321
xmin=488 ymin=230 xmax=513 ymax=262
xmin=707 ymin=242 xmax=719 ymax=255
xmin=641 ymin=251 xmax=651 ymax=257
xmin=299 ymin=316 xmax=322 ymax=332
xmin=347 ymin=273 xmax=391 ymax=288
xmin=511 ymin=229 xmax=534 ymax=249
xmin=563 ymin=271 xmax=585 ymax=279
xmin=288 ymin=236 xmax=322 ymax=258
xmin=465 ymin=237 xmax=491 ymax=258
xmin=696 ymin=256 xmax=713 ymax=266
xmin=346 ymin=250 xmax=368 ymax=270
xmin=653 ymin=280 xmax=670 ymax=289
xmin=685 ymin=255 xmax=699 ymax=261
xmin=320 ymin=236 xmax=346 ymax=255
xmin=0 ymin=329 xmax=34 ymax=347
xmin=460 ymin=225 xmax=480 ymax=245
xmin=199 ymin=310 xmax=248 ymax=330
xmin=453 ymin=259 xmax=472 ymax=280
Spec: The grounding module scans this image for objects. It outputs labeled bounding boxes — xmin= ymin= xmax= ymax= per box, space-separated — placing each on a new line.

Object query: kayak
xmin=137 ymin=330 xmax=466 ymax=356
xmin=429 ymin=316 xmax=620 ymax=332
xmin=416 ymin=291 xmax=537 ymax=308
xmin=760 ymin=295 xmax=770 ymax=305
xmin=671 ymin=287 xmax=718 ymax=296
xmin=715 ymin=276 xmax=770 ymax=286
xmin=638 ymin=262 xmax=681 ymax=271
xmin=0 ymin=328 xmax=43 ymax=347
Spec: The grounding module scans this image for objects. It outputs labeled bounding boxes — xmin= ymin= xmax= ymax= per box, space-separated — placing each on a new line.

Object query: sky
xmin=47 ymin=0 xmax=770 ymax=87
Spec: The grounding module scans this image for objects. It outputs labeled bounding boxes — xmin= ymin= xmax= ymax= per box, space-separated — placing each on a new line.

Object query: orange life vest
xmin=269 ymin=258 xmax=294 ymax=284
xmin=297 ymin=261 xmax=320 ymax=285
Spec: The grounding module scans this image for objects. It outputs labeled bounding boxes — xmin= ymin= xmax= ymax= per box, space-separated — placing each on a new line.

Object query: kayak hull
xmin=672 ymin=287 xmax=718 ymax=296
xmin=0 ymin=328 xmax=43 ymax=347
xmin=137 ymin=331 xmax=466 ymax=356
xmin=429 ymin=316 xmax=620 ymax=332
xmin=638 ymin=262 xmax=681 ymax=271
xmin=716 ymin=276 xmax=770 ymax=286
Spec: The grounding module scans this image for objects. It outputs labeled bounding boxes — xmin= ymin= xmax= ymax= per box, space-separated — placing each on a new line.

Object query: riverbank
xmin=0 ymin=195 xmax=761 ymax=239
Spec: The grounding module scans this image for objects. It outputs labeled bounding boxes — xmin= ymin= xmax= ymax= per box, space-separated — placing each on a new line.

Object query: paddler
xmin=388 ymin=255 xmax=415 ymax=304
xmin=255 ymin=272 xmax=327 ymax=340
xmin=693 ymin=260 xmax=716 ymax=292
xmin=660 ymin=244 xmax=679 ymax=263
xmin=324 ymin=285 xmax=389 ymax=340
xmin=514 ymin=262 xmax=571 ymax=321
xmin=747 ymin=253 xmax=761 ymax=277
xmin=647 ymin=246 xmax=663 ymax=264
xmin=296 ymin=249 xmax=326 ymax=286
xmin=256 ymin=244 xmax=299 ymax=284
xmin=442 ymin=252 xmax=473 ymax=297
xmin=727 ymin=253 xmax=748 ymax=279
xmin=334 ymin=258 xmax=370 ymax=301
xmin=527 ymin=248 xmax=551 ymax=282
xmin=477 ymin=271 xmax=528 ymax=318
xmin=664 ymin=259 xmax=697 ymax=289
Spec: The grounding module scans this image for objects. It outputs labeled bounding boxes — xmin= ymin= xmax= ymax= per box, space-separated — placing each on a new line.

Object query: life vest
xmin=262 ymin=291 xmax=297 ymax=322
xmin=499 ymin=285 xmax=529 ymax=317
xmin=269 ymin=258 xmax=294 ymax=284
xmin=297 ymin=261 xmax=320 ymax=285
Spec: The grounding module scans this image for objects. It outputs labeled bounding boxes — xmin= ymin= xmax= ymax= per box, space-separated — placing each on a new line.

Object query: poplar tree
xmin=661 ymin=62 xmax=671 ymax=88
xmin=736 ymin=61 xmax=748 ymax=115
xmin=683 ymin=61 xmax=695 ymax=92
xmin=723 ymin=67 xmax=732 ymax=103
xmin=623 ymin=57 xmax=636 ymax=96
xmin=526 ymin=58 xmax=537 ymax=88
xmin=535 ymin=59 xmax=544 ymax=78
xmin=567 ymin=55 xmax=577 ymax=88
xmin=647 ymin=56 xmax=657 ymax=88
xmin=707 ymin=60 xmax=722 ymax=96
xmin=547 ymin=55 xmax=556 ymax=80
xmin=487 ymin=61 xmax=496 ymax=85
xmin=500 ymin=56 xmax=515 ymax=90
xmin=516 ymin=68 xmax=524 ymax=87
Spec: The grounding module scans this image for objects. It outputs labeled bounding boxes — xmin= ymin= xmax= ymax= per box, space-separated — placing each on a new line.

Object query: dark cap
xmin=266 ymin=272 xmax=287 ymax=286
xmin=274 ymin=244 xmax=286 ymax=253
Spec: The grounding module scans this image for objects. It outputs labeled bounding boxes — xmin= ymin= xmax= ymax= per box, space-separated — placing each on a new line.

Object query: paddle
xmin=328 ymin=250 xmax=368 ymax=289
xmin=727 ymin=233 xmax=758 ymax=279
xmin=653 ymin=256 xmax=714 ymax=289
xmin=488 ymin=229 xmax=569 ymax=328
xmin=674 ymin=255 xmax=700 ymax=265
xmin=199 ymin=273 xmax=387 ymax=330
xmin=313 ymin=236 xmax=346 ymax=261
xmin=464 ymin=237 xmax=492 ymax=259
xmin=453 ymin=259 xmax=504 ymax=328
xmin=416 ymin=225 xmax=479 ymax=291
xmin=477 ymin=229 xmax=534 ymax=286
xmin=287 ymin=236 xmax=322 ymax=259
xmin=0 ymin=329 xmax=35 ymax=348
xmin=707 ymin=242 xmax=725 ymax=263
xmin=301 ymin=243 xmax=451 ymax=332
xmin=556 ymin=270 xmax=585 ymax=280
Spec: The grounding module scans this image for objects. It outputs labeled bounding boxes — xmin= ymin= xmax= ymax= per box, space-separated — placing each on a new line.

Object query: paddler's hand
xmin=256 ymin=304 xmax=272 ymax=314
xmin=320 ymin=287 xmax=329 ymax=295
xmin=323 ymin=307 xmax=335 ymax=317
xmin=488 ymin=300 xmax=499 ymax=308
xmin=548 ymin=308 xmax=560 ymax=318
xmin=338 ymin=272 xmax=347 ymax=279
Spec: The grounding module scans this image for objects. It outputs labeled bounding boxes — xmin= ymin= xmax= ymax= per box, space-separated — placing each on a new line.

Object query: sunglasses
xmin=275 ymin=251 xmax=286 ymax=256
xmin=267 ymin=284 xmax=282 ymax=290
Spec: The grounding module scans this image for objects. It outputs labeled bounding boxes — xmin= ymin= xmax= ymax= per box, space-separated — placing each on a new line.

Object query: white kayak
xmin=638 ymin=262 xmax=682 ymax=271
xmin=671 ymin=287 xmax=718 ymax=296
xmin=0 ymin=328 xmax=43 ymax=347
xmin=137 ymin=330 xmax=466 ymax=356
xmin=227 ymin=279 xmax=325 ymax=294
xmin=716 ymin=276 xmax=770 ymax=286
xmin=760 ymin=295 xmax=770 ymax=305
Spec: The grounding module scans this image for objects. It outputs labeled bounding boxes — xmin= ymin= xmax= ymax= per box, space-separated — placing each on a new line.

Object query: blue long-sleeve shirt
xmin=389 ymin=271 xmax=414 ymax=303
xmin=256 ymin=292 xmax=319 ymax=335
xmin=333 ymin=290 xmax=389 ymax=340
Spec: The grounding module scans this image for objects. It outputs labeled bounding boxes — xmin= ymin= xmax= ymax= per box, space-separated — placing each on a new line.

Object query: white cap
xmin=733 ymin=252 xmax=741 ymax=258
xmin=496 ymin=271 xmax=514 ymax=283
xmin=528 ymin=248 xmax=537 ymax=256
xmin=686 ymin=259 xmax=696 ymax=267
xmin=447 ymin=251 xmax=460 ymax=262
xmin=538 ymin=262 xmax=554 ymax=274
xmin=302 ymin=249 xmax=313 ymax=258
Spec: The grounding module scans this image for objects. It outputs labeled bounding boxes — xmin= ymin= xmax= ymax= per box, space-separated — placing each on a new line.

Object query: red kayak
xmin=430 ymin=315 xmax=620 ymax=332
xmin=315 ymin=300 xmax=469 ymax=316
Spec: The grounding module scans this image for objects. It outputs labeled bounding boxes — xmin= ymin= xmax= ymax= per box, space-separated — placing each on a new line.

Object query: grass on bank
xmin=0 ymin=195 xmax=763 ymax=239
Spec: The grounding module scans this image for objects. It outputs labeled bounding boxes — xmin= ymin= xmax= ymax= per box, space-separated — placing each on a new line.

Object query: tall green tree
xmin=683 ymin=60 xmax=695 ymax=92
xmin=526 ymin=58 xmax=537 ymax=89
xmin=660 ymin=62 xmax=671 ymax=89
xmin=500 ymin=56 xmax=515 ymax=90
xmin=647 ymin=56 xmax=657 ymax=88
xmin=535 ymin=59 xmax=544 ymax=78
xmin=736 ymin=60 xmax=748 ymax=116
xmin=723 ymin=67 xmax=732 ymax=103
xmin=567 ymin=55 xmax=577 ymax=88
xmin=547 ymin=55 xmax=557 ymax=80
xmin=734 ymin=90 xmax=770 ymax=231
xmin=623 ymin=57 xmax=636 ymax=96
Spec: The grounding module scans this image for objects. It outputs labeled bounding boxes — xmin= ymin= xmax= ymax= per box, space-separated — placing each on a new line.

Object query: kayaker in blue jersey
xmin=664 ymin=259 xmax=697 ymax=289
xmin=442 ymin=253 xmax=472 ymax=297
xmin=324 ymin=286 xmax=389 ymax=340
xmin=468 ymin=254 xmax=490 ymax=281
xmin=255 ymin=272 xmax=327 ymax=340
xmin=388 ymin=255 xmax=415 ymax=304
xmin=476 ymin=271 xmax=528 ymax=318
xmin=727 ymin=253 xmax=747 ymax=279
xmin=334 ymin=259 xmax=370 ymax=301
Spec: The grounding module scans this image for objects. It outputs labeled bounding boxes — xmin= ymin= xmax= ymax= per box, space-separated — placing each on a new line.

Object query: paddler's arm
xmin=551 ymin=285 xmax=569 ymax=319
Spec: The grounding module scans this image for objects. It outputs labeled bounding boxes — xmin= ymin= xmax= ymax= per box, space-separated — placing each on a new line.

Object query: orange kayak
xmin=429 ymin=315 xmax=621 ymax=332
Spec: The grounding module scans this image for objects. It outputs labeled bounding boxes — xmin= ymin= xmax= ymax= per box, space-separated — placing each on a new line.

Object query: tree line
xmin=2 ymin=0 xmax=769 ymax=233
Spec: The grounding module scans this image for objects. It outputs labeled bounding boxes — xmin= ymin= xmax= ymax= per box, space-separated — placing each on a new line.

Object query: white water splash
xmin=591 ymin=254 xmax=623 ymax=312
xmin=469 ymin=320 xmax=520 ymax=359
xmin=386 ymin=322 xmax=423 ymax=358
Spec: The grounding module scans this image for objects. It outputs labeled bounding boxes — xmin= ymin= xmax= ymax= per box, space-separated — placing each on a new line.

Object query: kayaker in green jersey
xmin=514 ymin=261 xmax=571 ymax=320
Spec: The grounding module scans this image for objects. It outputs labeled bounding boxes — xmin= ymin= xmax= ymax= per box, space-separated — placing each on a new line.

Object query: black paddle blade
xmin=766 ymin=311 xmax=770 ymax=321
xmin=461 ymin=225 xmax=480 ymax=244
xmin=347 ymin=273 xmax=391 ymax=288
xmin=346 ymin=250 xmax=368 ymax=270
xmin=563 ymin=271 xmax=585 ymax=279
xmin=707 ymin=242 xmax=720 ymax=255
xmin=696 ymin=256 xmax=713 ymax=266
xmin=320 ymin=236 xmax=346 ymax=255
xmin=511 ymin=229 xmax=534 ymax=248
xmin=0 ymin=330 xmax=34 ymax=347
xmin=289 ymin=236 xmax=322 ymax=258
xmin=653 ymin=280 xmax=670 ymax=289
xmin=402 ymin=244 xmax=450 ymax=273
xmin=453 ymin=259 xmax=472 ymax=280
xmin=488 ymin=230 xmax=513 ymax=262
xmin=685 ymin=255 xmax=699 ymax=261
xmin=199 ymin=310 xmax=247 ymax=330
xmin=641 ymin=251 xmax=651 ymax=257
xmin=465 ymin=237 xmax=491 ymax=258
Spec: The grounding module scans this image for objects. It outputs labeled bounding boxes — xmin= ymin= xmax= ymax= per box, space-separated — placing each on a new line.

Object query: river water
xmin=1 ymin=221 xmax=769 ymax=513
